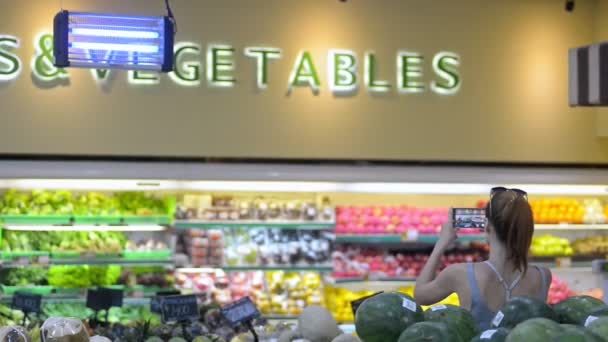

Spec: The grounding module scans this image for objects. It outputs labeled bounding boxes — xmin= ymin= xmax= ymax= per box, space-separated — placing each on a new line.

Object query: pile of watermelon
xmin=354 ymin=292 xmax=608 ymax=342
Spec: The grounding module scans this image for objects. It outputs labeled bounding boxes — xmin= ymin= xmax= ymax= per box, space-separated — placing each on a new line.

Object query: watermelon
xmin=552 ymin=330 xmax=604 ymax=342
xmin=424 ymin=304 xmax=478 ymax=341
xmin=590 ymin=306 xmax=608 ymax=317
xmin=470 ymin=328 xmax=510 ymax=342
xmin=491 ymin=296 xmax=557 ymax=329
xmin=586 ymin=316 xmax=608 ymax=341
xmin=505 ymin=318 xmax=563 ymax=342
xmin=355 ymin=292 xmax=423 ymax=342
xmin=554 ymin=296 xmax=607 ymax=325
xmin=397 ymin=322 xmax=462 ymax=342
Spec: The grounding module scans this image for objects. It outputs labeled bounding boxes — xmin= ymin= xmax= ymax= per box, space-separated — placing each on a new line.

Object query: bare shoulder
xmin=439 ymin=263 xmax=469 ymax=281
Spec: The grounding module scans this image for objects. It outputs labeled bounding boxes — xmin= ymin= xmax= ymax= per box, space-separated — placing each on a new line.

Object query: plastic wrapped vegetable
xmin=41 ymin=318 xmax=89 ymax=342
xmin=0 ymin=326 xmax=30 ymax=342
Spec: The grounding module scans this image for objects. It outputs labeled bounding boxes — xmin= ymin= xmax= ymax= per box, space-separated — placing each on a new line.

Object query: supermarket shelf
xmin=0 ymin=215 xmax=171 ymax=226
xmin=335 ymin=234 xmax=485 ymax=244
xmin=1 ymin=257 xmax=173 ymax=268
xmin=535 ymin=224 xmax=608 ymax=231
xmin=531 ymin=256 xmax=597 ymax=270
xmin=331 ymin=279 xmax=416 ymax=291
xmin=0 ymin=295 xmax=150 ymax=306
xmin=174 ymin=220 xmax=335 ymax=230
xmin=176 ymin=265 xmax=334 ymax=273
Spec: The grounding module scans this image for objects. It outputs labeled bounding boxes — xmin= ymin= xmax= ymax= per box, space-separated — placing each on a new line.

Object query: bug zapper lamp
xmin=53 ymin=10 xmax=175 ymax=72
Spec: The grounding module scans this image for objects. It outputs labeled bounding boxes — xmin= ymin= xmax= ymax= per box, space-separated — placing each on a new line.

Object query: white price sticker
xmin=480 ymin=330 xmax=497 ymax=339
xmin=585 ymin=316 xmax=598 ymax=327
xmin=402 ymin=298 xmax=417 ymax=312
xmin=431 ymin=305 xmax=447 ymax=312
xmin=491 ymin=311 xmax=504 ymax=327
xmin=406 ymin=230 xmax=419 ymax=241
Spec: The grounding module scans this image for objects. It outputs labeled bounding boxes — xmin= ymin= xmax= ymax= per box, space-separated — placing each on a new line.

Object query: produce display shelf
xmin=174 ymin=220 xmax=335 ymax=230
xmin=0 ymin=251 xmax=49 ymax=259
xmin=331 ymin=279 xmax=416 ymax=291
xmin=1 ymin=286 xmax=177 ymax=297
xmin=333 ymin=277 xmax=417 ymax=284
xmin=177 ymin=265 xmax=334 ymax=272
xmin=0 ymin=215 xmax=171 ymax=226
xmin=1 ymin=258 xmax=173 ymax=268
xmin=0 ymin=296 xmax=150 ymax=306
xmin=535 ymin=224 xmax=608 ymax=230
xmin=222 ymin=265 xmax=333 ymax=272
xmin=334 ymin=234 xmax=485 ymax=244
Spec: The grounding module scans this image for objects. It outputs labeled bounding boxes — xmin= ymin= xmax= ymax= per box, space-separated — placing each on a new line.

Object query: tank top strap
xmin=467 ymin=262 xmax=482 ymax=303
xmin=534 ymin=265 xmax=549 ymax=302
xmin=484 ymin=261 xmax=523 ymax=300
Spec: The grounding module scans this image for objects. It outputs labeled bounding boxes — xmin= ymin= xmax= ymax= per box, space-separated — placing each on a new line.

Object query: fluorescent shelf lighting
xmin=0 ymin=179 xmax=607 ymax=196
xmin=345 ymin=183 xmax=492 ymax=195
xmin=71 ymin=28 xmax=160 ymax=39
xmin=181 ymin=181 xmax=343 ymax=193
xmin=71 ymin=42 xmax=159 ymax=53
xmin=3 ymin=225 xmax=165 ymax=232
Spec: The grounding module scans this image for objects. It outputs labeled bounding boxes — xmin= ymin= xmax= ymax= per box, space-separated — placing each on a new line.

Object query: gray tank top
xmin=467 ymin=262 xmax=549 ymax=331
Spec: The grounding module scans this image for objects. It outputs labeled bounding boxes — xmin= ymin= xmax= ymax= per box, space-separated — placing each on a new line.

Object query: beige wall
xmin=0 ymin=0 xmax=607 ymax=163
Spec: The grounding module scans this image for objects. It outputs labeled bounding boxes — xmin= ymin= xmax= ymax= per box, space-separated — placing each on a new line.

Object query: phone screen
xmin=452 ymin=208 xmax=486 ymax=229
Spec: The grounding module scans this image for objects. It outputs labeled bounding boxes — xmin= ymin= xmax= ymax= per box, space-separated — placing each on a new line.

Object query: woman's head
xmin=484 ymin=188 xmax=534 ymax=273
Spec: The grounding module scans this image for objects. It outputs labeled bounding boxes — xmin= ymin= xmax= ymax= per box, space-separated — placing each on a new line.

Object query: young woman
xmin=414 ymin=187 xmax=552 ymax=330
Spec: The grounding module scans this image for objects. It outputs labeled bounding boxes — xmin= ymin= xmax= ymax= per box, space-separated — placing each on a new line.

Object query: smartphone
xmin=452 ymin=208 xmax=486 ymax=229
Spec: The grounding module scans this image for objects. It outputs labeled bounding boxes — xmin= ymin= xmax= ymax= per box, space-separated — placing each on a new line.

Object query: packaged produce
xmin=40 ymin=317 xmax=89 ymax=342
xmin=0 ymin=326 xmax=30 ymax=342
xmin=177 ymin=194 xmax=333 ymax=222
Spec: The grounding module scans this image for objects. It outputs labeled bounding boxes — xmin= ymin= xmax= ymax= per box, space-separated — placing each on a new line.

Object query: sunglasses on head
xmin=488 ymin=187 xmax=528 ymax=222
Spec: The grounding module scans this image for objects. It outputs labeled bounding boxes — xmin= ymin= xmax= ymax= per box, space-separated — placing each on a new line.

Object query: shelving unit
xmin=176 ymin=265 xmax=334 ymax=273
xmin=334 ymin=234 xmax=485 ymax=244
xmin=175 ymin=220 xmax=334 ymax=230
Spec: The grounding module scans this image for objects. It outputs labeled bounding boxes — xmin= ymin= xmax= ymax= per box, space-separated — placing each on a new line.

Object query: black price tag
xmin=11 ymin=292 xmax=42 ymax=313
xmin=86 ymin=288 xmax=124 ymax=311
xmin=151 ymin=291 xmax=181 ymax=314
xmin=350 ymin=291 xmax=384 ymax=317
xmin=160 ymin=295 xmax=199 ymax=323
xmin=220 ymin=297 xmax=261 ymax=327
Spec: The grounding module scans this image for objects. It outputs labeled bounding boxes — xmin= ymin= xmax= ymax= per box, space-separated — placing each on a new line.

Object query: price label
xmin=480 ymin=330 xmax=497 ymax=339
xmin=160 ymin=295 xmax=199 ymax=323
xmin=430 ymin=305 xmax=447 ymax=312
xmin=491 ymin=311 xmax=504 ymax=327
xmin=402 ymin=230 xmax=419 ymax=242
xmin=151 ymin=291 xmax=181 ymax=314
xmin=220 ymin=297 xmax=261 ymax=327
xmin=37 ymin=256 xmax=50 ymax=265
xmin=86 ymin=288 xmax=124 ymax=311
xmin=11 ymin=292 xmax=42 ymax=313
xmin=350 ymin=291 xmax=384 ymax=317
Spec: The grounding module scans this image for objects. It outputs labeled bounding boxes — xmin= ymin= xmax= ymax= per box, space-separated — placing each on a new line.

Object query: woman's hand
xmin=436 ymin=208 xmax=457 ymax=250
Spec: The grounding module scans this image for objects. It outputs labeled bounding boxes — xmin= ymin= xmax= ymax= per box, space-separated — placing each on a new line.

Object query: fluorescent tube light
xmin=71 ymin=42 xmax=159 ymax=54
xmin=54 ymin=10 xmax=174 ymax=72
xmin=71 ymin=28 xmax=160 ymax=39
